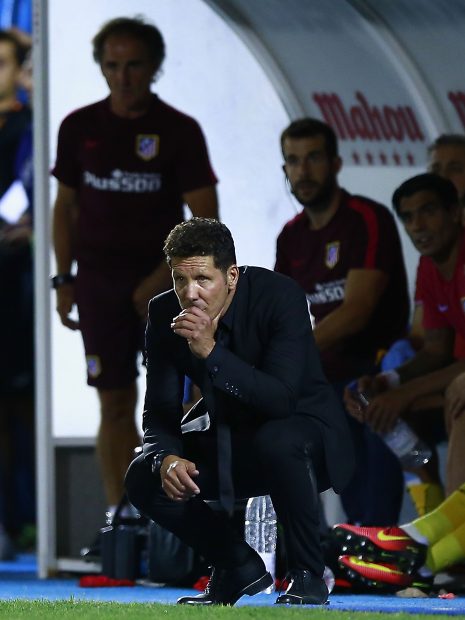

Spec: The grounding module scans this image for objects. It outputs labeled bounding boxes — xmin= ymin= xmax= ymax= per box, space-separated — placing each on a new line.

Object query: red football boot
xmin=338 ymin=555 xmax=433 ymax=593
xmin=333 ymin=524 xmax=426 ymax=570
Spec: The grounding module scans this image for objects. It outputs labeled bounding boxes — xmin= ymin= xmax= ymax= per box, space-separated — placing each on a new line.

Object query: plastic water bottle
xmin=244 ymin=495 xmax=276 ymax=592
xmin=382 ymin=417 xmax=431 ymax=468
xmin=323 ymin=565 xmax=335 ymax=594
xmin=353 ymin=390 xmax=431 ymax=468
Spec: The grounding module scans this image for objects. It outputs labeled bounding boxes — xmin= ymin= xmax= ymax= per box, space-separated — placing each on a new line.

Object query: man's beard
xmin=292 ymin=176 xmax=337 ymax=212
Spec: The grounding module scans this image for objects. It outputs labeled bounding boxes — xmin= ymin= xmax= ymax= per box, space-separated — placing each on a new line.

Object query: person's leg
xmin=403 ymin=406 xmax=446 ymax=516
xmin=339 ymin=416 xmax=404 ymax=525
xmin=333 ymin=482 xmax=465 ymax=577
xmin=136 ymin=420 xmax=322 ymax=574
xmin=406 ymin=480 xmax=445 ymax=518
xmin=126 ymin=416 xmax=329 ymax=605
xmin=97 ymin=383 xmax=140 ymax=506
xmin=403 ymin=482 xmax=465 ymax=545
xmin=126 ymin=451 xmax=274 ymax=606
xmin=332 ymin=379 xmax=404 ymax=525
xmin=248 ymin=416 xmax=330 ymax=605
xmin=426 ymin=521 xmax=465 ymax=573
xmin=10 ymin=392 xmax=35 ymax=537
xmin=250 ymin=416 xmax=326 ymax=578
xmin=444 ymin=374 xmax=465 ymax=497
xmin=0 ymin=396 xmax=20 ymax=559
xmin=125 ymin=451 xmax=255 ymax=568
xmin=76 ymin=267 xmax=144 ymax=509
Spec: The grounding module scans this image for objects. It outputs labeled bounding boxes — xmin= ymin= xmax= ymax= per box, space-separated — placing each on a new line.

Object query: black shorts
xmin=75 ymin=266 xmax=146 ymax=389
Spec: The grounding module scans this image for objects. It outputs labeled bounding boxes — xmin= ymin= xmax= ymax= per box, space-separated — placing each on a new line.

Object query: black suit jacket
xmin=143 ymin=266 xmax=354 ymax=493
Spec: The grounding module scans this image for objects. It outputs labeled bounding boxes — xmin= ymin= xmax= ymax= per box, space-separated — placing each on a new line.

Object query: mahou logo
xmin=312 ymin=91 xmax=425 ymax=166
xmin=313 ymin=91 xmax=424 ymax=143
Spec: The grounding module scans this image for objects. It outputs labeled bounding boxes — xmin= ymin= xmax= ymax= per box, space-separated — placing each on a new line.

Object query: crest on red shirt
xmin=135 ymin=134 xmax=159 ymax=161
xmin=86 ymin=355 xmax=101 ymax=378
xmin=461 ymin=296 xmax=465 ymax=313
xmin=325 ymin=241 xmax=340 ymax=269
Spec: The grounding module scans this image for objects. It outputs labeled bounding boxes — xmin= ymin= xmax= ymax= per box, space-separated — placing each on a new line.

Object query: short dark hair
xmin=164 ymin=218 xmax=236 ymax=273
xmin=92 ymin=16 xmax=165 ymax=71
xmin=428 ymin=134 xmax=465 ymax=154
xmin=280 ymin=118 xmax=339 ymax=159
xmin=0 ymin=30 xmax=27 ymax=66
xmin=392 ymin=173 xmax=459 ymax=215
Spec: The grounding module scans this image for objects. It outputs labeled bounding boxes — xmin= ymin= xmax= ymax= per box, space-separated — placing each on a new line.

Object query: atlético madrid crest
xmin=136 ymin=134 xmax=159 ymax=161
xmin=325 ymin=241 xmax=340 ymax=269
xmin=86 ymin=355 xmax=101 ymax=378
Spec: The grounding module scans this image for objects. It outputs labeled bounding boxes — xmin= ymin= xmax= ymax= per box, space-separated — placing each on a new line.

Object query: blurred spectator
xmin=275 ymin=118 xmax=410 ymax=526
xmin=51 ymin=16 xmax=218 ymax=553
xmin=427 ymin=134 xmax=465 ymax=357
xmin=0 ymin=28 xmax=33 ymax=559
xmin=345 ymin=174 xmax=465 ymax=502
xmin=428 ymin=134 xmax=465 ymax=206
xmin=385 ymin=134 xmax=465 ymax=516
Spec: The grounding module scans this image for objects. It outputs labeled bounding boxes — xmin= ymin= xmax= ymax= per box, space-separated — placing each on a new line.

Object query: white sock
xmin=400 ymin=523 xmax=429 ymax=546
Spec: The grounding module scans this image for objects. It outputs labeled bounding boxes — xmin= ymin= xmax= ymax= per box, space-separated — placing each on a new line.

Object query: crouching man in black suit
xmin=125 ymin=217 xmax=354 ymax=606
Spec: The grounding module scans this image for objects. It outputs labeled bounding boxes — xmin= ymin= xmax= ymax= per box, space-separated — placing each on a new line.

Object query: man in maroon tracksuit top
xmin=51 ymin=17 xmax=218 ymax=538
xmin=275 ymin=118 xmax=410 ymax=525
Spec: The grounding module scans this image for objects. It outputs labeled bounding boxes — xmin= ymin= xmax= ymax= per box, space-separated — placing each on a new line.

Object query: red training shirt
xmin=275 ymin=191 xmax=410 ymax=382
xmin=52 ymin=95 xmax=217 ymax=271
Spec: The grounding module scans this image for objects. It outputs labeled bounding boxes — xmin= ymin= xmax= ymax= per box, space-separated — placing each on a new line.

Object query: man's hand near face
xmin=171 ymin=306 xmax=220 ymax=358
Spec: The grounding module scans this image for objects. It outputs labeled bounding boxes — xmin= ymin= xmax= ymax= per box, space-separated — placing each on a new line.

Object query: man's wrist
xmin=151 ymin=451 xmax=172 ymax=476
xmin=50 ymin=273 xmax=75 ymax=289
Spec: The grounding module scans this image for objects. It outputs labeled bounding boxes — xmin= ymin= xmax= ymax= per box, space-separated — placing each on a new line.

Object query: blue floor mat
xmin=1 ymin=555 xmax=465 ymax=615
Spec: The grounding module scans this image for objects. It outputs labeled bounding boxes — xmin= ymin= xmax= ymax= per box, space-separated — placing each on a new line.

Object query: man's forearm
xmin=397 ymin=347 xmax=455 ymax=384
xmin=52 ymin=203 xmax=77 ymax=273
xmin=313 ymin=303 xmax=368 ymax=352
xmin=398 ymin=358 xmax=465 ymax=402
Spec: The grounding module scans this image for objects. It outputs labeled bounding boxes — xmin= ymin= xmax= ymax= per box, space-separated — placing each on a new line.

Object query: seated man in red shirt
xmin=340 ymin=173 xmax=465 ymax=589
xmin=379 ymin=133 xmax=465 ymax=517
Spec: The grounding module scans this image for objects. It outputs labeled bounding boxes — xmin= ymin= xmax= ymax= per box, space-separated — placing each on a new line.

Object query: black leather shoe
xmin=275 ymin=569 xmax=329 ymax=605
xmin=177 ymin=553 xmax=273 ymax=606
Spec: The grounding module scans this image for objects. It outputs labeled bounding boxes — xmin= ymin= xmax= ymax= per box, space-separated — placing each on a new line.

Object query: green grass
xmin=0 ymin=600 xmax=451 ymax=620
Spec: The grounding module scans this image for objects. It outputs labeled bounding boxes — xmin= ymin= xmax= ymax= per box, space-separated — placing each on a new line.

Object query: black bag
xmin=100 ymin=497 xmax=147 ymax=580
xmin=147 ymin=520 xmax=195 ymax=584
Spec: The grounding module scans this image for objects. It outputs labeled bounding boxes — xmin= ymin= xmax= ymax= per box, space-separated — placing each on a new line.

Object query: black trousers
xmin=125 ymin=415 xmax=327 ymax=576
xmin=332 ymin=378 xmax=404 ymax=525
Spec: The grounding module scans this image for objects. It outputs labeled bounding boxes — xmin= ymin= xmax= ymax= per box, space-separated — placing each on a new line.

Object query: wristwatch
xmin=151 ymin=452 xmax=170 ymax=476
xmin=50 ymin=273 xmax=75 ymax=289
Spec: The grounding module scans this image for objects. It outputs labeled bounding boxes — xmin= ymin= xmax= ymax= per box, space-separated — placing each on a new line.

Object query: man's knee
xmin=445 ymin=373 xmax=465 ymax=430
xmin=125 ymin=453 xmax=153 ymax=512
xmin=445 ymin=374 xmax=462 ymax=403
